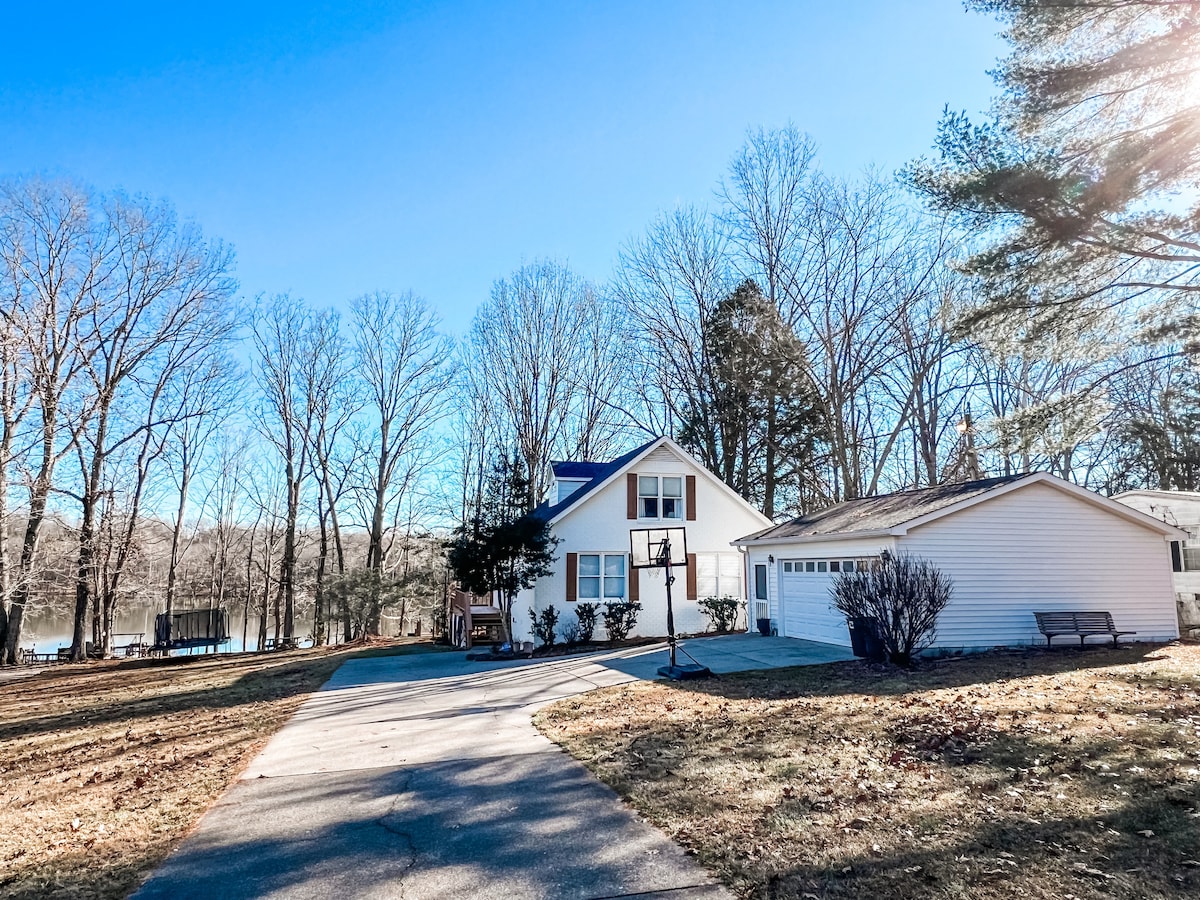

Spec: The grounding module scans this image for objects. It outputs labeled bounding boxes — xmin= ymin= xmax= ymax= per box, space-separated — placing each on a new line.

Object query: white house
xmin=509 ymin=436 xmax=771 ymax=642
xmin=1114 ymin=489 xmax=1200 ymax=631
xmin=735 ymin=472 xmax=1183 ymax=652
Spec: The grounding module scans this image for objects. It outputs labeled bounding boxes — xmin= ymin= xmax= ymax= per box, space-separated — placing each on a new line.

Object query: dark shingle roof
xmin=740 ymin=473 xmax=1032 ymax=542
xmin=532 ymin=438 xmax=662 ymax=522
xmin=551 ymin=460 xmax=610 ymax=480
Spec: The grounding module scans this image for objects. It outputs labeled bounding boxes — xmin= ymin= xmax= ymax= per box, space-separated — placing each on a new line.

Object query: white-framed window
xmin=1179 ymin=526 xmax=1200 ymax=572
xmin=578 ymin=553 xmax=626 ymax=601
xmin=697 ymin=552 xmax=742 ymax=599
xmin=781 ymin=558 xmax=873 ymax=574
xmin=638 ymin=474 xmax=683 ymax=520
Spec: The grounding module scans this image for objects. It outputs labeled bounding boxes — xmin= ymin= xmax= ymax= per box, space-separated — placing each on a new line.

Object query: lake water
xmin=16 ymin=602 xmax=382 ymax=655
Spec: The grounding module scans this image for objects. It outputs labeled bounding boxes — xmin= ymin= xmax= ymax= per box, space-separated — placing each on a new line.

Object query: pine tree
xmin=446 ymin=452 xmax=559 ymax=644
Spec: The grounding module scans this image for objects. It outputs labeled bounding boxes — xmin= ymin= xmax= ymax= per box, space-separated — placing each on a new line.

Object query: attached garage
xmin=776 ymin=559 xmax=863 ymax=646
xmin=735 ymin=473 xmax=1185 ymax=652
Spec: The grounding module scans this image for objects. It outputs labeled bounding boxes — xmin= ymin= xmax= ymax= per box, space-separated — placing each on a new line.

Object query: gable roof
xmin=533 ymin=439 xmax=660 ymax=522
xmin=736 ymin=471 xmax=1186 ymax=545
xmin=532 ymin=436 xmax=771 ymax=527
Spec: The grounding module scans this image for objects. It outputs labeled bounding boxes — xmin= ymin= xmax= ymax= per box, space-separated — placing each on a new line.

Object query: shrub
xmin=602 ymin=601 xmax=641 ymax=642
xmin=528 ymin=604 xmax=560 ymax=648
xmin=830 ymin=552 xmax=953 ymax=666
xmin=574 ymin=602 xmax=599 ymax=643
xmin=698 ymin=596 xmax=743 ymax=633
xmin=560 ymin=620 xmax=581 ymax=648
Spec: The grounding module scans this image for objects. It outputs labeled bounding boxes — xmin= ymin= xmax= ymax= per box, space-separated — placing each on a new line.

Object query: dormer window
xmin=639 ymin=475 xmax=683 ymax=520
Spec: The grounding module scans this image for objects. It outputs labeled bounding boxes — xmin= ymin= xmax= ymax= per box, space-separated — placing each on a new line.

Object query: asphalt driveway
xmin=132 ymin=634 xmax=852 ymax=900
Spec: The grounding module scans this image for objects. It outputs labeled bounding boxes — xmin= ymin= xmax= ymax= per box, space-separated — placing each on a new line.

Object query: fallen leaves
xmin=538 ymin=642 xmax=1200 ymax=900
xmin=0 ymin=644 xmax=384 ymax=900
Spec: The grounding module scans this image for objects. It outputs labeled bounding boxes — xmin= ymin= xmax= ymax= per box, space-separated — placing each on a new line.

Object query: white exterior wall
xmin=513 ymin=445 xmax=769 ymax=642
xmin=1116 ymin=491 xmax=1200 ymax=628
xmin=901 ymin=482 xmax=1179 ymax=650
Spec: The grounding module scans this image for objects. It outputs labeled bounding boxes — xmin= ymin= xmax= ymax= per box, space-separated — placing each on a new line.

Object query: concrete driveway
xmin=132 ymin=634 xmax=851 ymax=900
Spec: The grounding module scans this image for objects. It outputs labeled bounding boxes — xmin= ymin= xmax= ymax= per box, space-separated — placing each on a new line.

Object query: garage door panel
xmin=779 ymin=569 xmax=850 ymax=646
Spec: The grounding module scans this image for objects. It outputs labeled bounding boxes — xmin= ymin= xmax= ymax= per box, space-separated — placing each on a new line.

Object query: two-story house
xmin=508 ymin=436 xmax=771 ymax=642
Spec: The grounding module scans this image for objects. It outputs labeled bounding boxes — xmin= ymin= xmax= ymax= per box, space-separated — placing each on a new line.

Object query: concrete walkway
xmin=133 ymin=634 xmax=851 ymax=900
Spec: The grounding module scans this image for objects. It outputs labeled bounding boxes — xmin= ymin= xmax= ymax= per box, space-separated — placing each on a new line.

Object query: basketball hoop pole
xmin=662 ymin=539 xmax=677 ymax=669
xmin=629 ymin=525 xmax=709 ymax=680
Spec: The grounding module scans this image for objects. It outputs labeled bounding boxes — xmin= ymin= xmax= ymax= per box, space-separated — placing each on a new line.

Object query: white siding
xmin=901 ymin=482 xmax=1178 ymax=650
xmin=555 ymin=479 xmax=588 ymax=504
xmin=517 ymin=443 xmax=770 ymax=641
xmin=1116 ymin=490 xmax=1200 ymax=628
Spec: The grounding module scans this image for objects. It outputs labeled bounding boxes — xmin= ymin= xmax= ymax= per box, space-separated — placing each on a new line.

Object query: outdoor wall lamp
xmin=768 ymin=554 xmax=775 ymax=564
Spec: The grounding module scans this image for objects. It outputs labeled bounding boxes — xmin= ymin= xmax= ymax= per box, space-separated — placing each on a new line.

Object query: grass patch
xmin=536 ymin=642 xmax=1200 ymax=899
xmin=0 ymin=640 xmax=443 ymax=900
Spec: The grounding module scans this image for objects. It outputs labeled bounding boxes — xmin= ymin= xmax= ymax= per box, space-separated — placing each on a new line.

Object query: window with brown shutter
xmin=628 ymin=557 xmax=639 ymax=602
xmin=686 ymin=553 xmax=698 ymax=601
xmin=685 ymin=475 xmax=696 ymax=520
xmin=626 ymin=473 xmax=637 ymax=519
xmin=566 ymin=553 xmax=578 ymax=602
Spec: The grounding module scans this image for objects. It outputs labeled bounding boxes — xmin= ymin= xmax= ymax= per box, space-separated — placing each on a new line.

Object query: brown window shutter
xmin=686 ymin=475 xmax=696 ymax=521
xmin=686 ymin=553 xmax=698 ymax=601
xmin=628 ymin=558 xmax=639 ymax=602
xmin=626 ymin=473 xmax=638 ymax=519
xmin=566 ymin=553 xmax=578 ymax=602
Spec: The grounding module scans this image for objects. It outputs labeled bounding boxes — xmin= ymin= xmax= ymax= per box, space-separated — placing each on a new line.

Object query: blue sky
xmin=1 ymin=1 xmax=1004 ymax=336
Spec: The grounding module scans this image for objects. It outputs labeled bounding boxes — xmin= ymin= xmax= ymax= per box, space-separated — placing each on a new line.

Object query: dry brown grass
xmin=537 ymin=642 xmax=1200 ymax=899
xmin=0 ymin=640 xmax=435 ymax=900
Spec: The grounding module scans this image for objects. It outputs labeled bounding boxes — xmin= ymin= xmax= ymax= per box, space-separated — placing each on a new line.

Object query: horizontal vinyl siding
xmin=901 ymin=482 xmax=1179 ymax=650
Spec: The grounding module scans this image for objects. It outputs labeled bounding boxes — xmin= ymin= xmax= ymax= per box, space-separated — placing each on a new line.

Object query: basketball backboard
xmin=629 ymin=527 xmax=688 ymax=569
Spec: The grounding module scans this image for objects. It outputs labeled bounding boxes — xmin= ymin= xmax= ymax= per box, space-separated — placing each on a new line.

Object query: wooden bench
xmin=1033 ymin=611 xmax=1136 ymax=648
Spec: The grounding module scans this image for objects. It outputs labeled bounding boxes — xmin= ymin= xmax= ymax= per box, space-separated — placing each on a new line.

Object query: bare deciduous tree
xmin=468 ymin=261 xmax=629 ymax=511
xmin=350 ymin=291 xmax=450 ymax=635
xmin=68 ymin=193 xmax=236 ymax=660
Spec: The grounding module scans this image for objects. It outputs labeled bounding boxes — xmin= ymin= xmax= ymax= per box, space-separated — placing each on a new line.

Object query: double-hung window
xmin=638 ymin=475 xmax=683 ymax=520
xmin=578 ymin=553 xmax=626 ymax=601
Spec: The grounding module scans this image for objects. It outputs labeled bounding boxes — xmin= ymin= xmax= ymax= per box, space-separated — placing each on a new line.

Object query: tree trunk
xmin=70 ymin=487 xmax=97 ymax=663
xmin=313 ymin=494 xmax=328 ymax=647
xmin=165 ymin=454 xmax=192 ymax=623
xmin=4 ymin=413 xmax=58 ymax=665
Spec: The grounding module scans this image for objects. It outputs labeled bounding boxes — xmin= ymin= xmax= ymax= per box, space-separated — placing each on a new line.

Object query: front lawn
xmin=0 ymin=640 xmax=441 ymax=900
xmin=536 ymin=642 xmax=1200 ymax=899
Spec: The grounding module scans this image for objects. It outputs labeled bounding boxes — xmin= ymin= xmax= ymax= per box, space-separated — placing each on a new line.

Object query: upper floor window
xmin=638 ymin=475 xmax=683 ymax=520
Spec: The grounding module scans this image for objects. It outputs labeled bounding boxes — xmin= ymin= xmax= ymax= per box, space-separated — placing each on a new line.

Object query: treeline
xmin=1 ymin=124 xmax=1193 ymax=662
xmin=0 ymin=182 xmax=455 ymax=662
xmin=460 ymin=126 xmax=1195 ymax=527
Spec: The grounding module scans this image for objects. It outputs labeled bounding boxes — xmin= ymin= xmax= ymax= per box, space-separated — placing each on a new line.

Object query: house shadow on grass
xmin=556 ymin=642 xmax=1200 ymax=900
xmin=754 ymin=785 xmax=1200 ymax=899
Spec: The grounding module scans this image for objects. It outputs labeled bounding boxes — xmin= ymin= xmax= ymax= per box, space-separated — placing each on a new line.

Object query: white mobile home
xmin=736 ymin=473 xmax=1183 ymax=652
xmin=1114 ymin=489 xmax=1200 ymax=631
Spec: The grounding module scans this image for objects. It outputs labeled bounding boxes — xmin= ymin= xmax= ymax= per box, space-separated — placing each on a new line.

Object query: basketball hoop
xmin=628 ymin=527 xmax=710 ymax=680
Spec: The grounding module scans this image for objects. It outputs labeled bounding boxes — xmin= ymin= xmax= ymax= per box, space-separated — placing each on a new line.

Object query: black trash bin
xmin=848 ymin=616 xmax=885 ymax=661
xmin=756 ymin=617 xmax=771 ymax=637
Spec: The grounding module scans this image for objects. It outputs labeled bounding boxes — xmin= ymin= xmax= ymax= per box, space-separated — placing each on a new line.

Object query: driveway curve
xmin=132 ymin=635 xmax=851 ymax=900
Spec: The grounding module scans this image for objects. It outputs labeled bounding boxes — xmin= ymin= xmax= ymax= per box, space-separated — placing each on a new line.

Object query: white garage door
xmin=779 ymin=561 xmax=851 ymax=646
